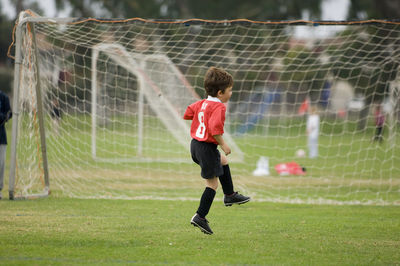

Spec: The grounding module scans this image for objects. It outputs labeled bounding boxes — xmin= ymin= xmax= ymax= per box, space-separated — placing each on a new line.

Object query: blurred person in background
xmin=0 ymin=90 xmax=11 ymax=199
xmin=307 ymin=105 xmax=320 ymax=159
xmin=374 ymin=104 xmax=385 ymax=143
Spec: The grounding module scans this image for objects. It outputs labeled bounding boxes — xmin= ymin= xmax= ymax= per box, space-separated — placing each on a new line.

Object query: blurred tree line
xmin=0 ymin=0 xmax=399 ymax=130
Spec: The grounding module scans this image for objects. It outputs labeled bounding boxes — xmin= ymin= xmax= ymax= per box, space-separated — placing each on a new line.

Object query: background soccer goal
xmin=8 ymin=11 xmax=400 ymax=204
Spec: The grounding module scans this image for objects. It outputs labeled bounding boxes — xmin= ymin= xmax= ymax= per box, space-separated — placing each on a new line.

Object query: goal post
xmin=8 ymin=11 xmax=400 ymax=204
xmin=8 ymin=12 xmax=57 ymax=199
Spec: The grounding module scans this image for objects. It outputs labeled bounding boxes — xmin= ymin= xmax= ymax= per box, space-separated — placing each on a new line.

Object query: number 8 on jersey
xmin=195 ymin=111 xmax=206 ymax=138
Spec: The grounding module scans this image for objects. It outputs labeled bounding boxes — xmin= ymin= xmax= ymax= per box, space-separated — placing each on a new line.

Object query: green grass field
xmin=0 ymin=197 xmax=399 ymax=265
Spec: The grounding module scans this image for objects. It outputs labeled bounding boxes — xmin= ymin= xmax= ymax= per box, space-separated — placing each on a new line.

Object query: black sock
xmin=219 ymin=165 xmax=234 ymax=195
xmin=196 ymin=187 xmax=216 ymax=218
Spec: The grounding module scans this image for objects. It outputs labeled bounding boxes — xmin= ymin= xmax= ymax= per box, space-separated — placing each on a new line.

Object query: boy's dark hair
xmin=204 ymin=67 xmax=233 ymax=97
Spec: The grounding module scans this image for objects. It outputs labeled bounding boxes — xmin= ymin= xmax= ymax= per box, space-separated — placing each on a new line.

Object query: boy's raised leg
xmin=219 ymin=164 xmax=251 ymax=206
xmin=219 ymin=164 xmax=234 ymax=195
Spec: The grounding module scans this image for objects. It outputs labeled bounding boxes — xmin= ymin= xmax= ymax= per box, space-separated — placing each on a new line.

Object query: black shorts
xmin=190 ymin=139 xmax=223 ymax=179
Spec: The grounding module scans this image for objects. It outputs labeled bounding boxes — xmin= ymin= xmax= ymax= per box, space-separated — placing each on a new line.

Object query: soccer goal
xmin=8 ymin=10 xmax=400 ymax=204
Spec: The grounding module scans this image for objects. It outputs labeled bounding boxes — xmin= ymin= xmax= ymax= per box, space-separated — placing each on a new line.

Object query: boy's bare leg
xmin=220 ymin=153 xmax=228 ymax=166
xmin=205 ymin=177 xmax=219 ymax=190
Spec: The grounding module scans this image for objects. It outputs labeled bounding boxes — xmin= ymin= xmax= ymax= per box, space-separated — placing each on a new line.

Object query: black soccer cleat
xmin=190 ymin=213 xmax=213 ymax=235
xmin=224 ymin=192 xmax=250 ymax=206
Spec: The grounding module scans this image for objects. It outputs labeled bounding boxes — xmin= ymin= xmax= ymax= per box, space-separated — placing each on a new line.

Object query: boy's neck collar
xmin=207 ymin=95 xmax=222 ymax=103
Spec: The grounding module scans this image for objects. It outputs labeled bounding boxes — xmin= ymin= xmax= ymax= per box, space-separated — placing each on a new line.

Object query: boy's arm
xmin=213 ymin=134 xmax=231 ymax=155
xmin=183 ymin=105 xmax=194 ymax=120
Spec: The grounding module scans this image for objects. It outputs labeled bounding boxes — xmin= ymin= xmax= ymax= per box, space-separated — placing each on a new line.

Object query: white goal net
xmin=8 ymin=11 xmax=400 ymax=204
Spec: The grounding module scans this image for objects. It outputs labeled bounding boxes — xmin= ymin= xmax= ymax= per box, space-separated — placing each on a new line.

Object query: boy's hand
xmin=221 ymin=143 xmax=231 ymax=156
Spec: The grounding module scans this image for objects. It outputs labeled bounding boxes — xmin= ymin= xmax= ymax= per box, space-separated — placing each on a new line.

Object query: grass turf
xmin=0 ymin=197 xmax=399 ymax=265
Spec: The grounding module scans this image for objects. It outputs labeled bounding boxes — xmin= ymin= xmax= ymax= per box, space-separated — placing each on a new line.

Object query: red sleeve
xmin=183 ymin=105 xmax=194 ymax=120
xmin=209 ymin=105 xmax=225 ymax=136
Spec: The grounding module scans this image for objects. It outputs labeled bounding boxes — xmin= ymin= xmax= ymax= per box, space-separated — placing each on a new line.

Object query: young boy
xmin=183 ymin=67 xmax=250 ymax=235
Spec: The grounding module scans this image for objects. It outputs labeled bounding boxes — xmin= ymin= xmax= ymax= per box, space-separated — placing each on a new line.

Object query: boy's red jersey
xmin=183 ymin=98 xmax=226 ymax=144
